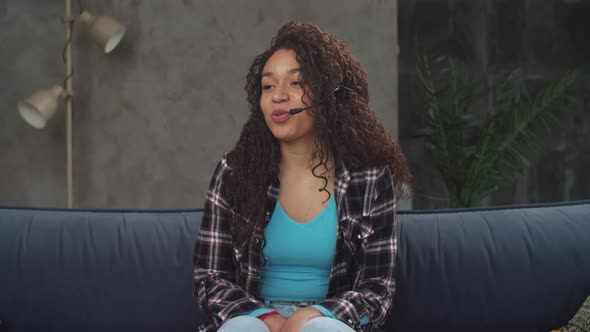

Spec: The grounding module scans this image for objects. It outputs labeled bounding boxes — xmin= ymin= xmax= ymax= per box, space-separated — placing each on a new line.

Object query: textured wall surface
xmin=3 ymin=0 xmax=586 ymax=211
xmin=0 ymin=0 xmax=398 ymax=208
xmin=398 ymin=0 xmax=590 ymax=209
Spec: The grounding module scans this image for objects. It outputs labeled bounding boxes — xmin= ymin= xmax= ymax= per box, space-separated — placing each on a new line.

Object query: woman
xmin=194 ymin=21 xmax=413 ymax=332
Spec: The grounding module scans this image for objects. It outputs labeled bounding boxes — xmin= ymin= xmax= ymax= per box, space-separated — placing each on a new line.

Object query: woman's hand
xmin=280 ymin=307 xmax=324 ymax=332
xmin=263 ymin=314 xmax=288 ymax=332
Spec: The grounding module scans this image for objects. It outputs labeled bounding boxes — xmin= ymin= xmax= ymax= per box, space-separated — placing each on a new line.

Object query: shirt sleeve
xmin=193 ymin=156 xmax=267 ymax=324
xmin=317 ymin=167 xmax=397 ymax=330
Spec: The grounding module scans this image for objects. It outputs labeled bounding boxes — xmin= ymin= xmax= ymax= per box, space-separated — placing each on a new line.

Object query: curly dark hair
xmin=226 ymin=21 xmax=413 ymax=245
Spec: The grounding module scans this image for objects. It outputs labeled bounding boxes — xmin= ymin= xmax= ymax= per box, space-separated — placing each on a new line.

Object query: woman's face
xmin=260 ymin=49 xmax=315 ymax=143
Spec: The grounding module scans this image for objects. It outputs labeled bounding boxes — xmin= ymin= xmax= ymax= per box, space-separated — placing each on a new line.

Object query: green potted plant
xmin=416 ymin=54 xmax=580 ymax=208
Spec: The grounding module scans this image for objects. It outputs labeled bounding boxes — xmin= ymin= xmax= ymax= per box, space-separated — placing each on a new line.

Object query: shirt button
xmin=357 ymin=234 xmax=362 ymax=239
xmin=347 ymin=319 xmax=353 ymax=324
xmin=255 ymin=238 xmax=260 ymax=243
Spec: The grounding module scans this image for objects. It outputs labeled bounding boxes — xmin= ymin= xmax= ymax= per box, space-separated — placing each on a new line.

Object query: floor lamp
xmin=17 ymin=0 xmax=126 ymax=208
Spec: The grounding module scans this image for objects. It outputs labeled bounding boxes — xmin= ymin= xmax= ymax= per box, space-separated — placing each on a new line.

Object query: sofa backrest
xmin=0 ymin=208 xmax=203 ymax=332
xmin=0 ymin=201 xmax=588 ymax=332
xmin=390 ymin=201 xmax=590 ymax=331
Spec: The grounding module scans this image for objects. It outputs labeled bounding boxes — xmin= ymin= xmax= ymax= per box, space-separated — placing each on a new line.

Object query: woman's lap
xmin=217 ymin=316 xmax=270 ymax=332
xmin=300 ymin=317 xmax=357 ymax=332
xmin=217 ymin=315 xmax=356 ymax=332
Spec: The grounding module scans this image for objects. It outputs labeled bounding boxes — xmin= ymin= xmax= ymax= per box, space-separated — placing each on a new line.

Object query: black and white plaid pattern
xmin=194 ymin=155 xmax=397 ymax=332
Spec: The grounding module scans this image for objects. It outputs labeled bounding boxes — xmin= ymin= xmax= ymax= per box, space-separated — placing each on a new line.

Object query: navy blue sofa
xmin=0 ymin=200 xmax=589 ymax=332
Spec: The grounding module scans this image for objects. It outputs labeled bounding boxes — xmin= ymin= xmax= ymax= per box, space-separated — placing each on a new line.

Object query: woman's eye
xmin=291 ymin=81 xmax=301 ymax=86
xmin=262 ymin=85 xmax=273 ymax=90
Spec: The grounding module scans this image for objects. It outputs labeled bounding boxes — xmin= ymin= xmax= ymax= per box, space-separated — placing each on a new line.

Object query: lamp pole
xmin=18 ymin=2 xmax=126 ymax=209
xmin=65 ymin=0 xmax=73 ymax=208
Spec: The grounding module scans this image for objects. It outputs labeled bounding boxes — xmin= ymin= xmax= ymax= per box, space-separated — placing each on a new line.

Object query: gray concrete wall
xmin=0 ymin=0 xmax=399 ymax=209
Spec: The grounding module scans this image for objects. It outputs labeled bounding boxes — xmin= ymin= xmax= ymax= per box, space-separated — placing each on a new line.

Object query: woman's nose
xmin=271 ymin=85 xmax=289 ymax=103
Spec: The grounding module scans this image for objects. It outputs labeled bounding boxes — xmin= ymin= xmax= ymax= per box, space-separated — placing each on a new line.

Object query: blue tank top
xmin=257 ymin=195 xmax=337 ymax=301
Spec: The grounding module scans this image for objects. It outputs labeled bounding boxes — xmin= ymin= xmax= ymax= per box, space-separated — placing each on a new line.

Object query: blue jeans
xmin=217 ymin=301 xmax=357 ymax=332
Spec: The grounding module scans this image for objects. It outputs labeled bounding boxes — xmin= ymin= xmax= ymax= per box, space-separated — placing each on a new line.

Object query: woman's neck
xmin=279 ymin=137 xmax=333 ymax=175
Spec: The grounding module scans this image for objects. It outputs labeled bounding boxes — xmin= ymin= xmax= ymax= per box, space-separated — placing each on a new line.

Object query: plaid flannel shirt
xmin=193 ymin=155 xmax=397 ymax=332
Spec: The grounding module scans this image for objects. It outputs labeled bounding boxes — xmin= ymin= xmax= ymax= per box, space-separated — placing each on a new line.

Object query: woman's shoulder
xmin=206 ymin=154 xmax=235 ymax=189
xmin=204 ymin=154 xmax=236 ymax=210
xmin=343 ymin=162 xmax=391 ymax=182
xmin=211 ymin=153 xmax=233 ymax=175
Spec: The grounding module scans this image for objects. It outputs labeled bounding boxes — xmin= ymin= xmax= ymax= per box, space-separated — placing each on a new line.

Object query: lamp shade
xmin=78 ymin=11 xmax=126 ymax=54
xmin=18 ymin=85 xmax=65 ymax=129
